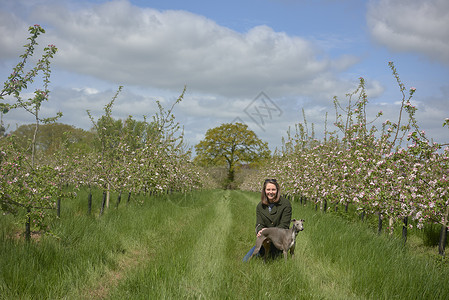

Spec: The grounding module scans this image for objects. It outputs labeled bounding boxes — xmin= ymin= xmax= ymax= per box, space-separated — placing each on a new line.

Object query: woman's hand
xmin=257 ymin=228 xmax=266 ymax=237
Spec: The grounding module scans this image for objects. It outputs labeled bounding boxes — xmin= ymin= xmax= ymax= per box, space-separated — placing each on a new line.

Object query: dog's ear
xmin=291 ymin=219 xmax=296 ymax=222
xmin=301 ymin=219 xmax=305 ymax=222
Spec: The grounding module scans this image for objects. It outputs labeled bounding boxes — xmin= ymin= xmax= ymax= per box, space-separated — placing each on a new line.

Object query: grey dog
xmin=249 ymin=219 xmax=305 ymax=262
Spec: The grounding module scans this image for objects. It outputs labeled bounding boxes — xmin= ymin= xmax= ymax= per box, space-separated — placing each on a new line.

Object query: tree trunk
xmin=227 ymin=169 xmax=235 ymax=184
xmin=389 ymin=217 xmax=394 ymax=236
xmin=106 ymin=183 xmax=110 ymax=208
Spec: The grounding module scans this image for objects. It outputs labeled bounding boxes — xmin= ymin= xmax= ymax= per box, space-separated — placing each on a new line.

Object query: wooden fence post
xmin=439 ymin=225 xmax=447 ymax=256
xmin=100 ymin=191 xmax=107 ymax=216
xmin=378 ymin=212 xmax=383 ymax=235
xmin=25 ymin=207 xmax=31 ymax=243
xmin=115 ymin=191 xmax=122 ymax=208
xmin=57 ymin=198 xmax=61 ymax=218
xmin=439 ymin=205 xmax=449 ymax=256
xmin=88 ymin=189 xmax=92 ymax=215
xmin=402 ymin=217 xmax=408 ymax=244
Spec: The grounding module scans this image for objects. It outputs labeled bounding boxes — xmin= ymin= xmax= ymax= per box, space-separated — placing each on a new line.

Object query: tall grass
xmin=1 ymin=188 xmax=448 ymax=299
xmin=299 ymin=210 xmax=448 ymax=299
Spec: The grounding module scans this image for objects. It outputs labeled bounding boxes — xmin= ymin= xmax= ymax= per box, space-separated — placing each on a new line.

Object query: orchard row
xmin=241 ymin=67 xmax=449 ymax=254
xmin=1 ymin=89 xmax=216 ymax=234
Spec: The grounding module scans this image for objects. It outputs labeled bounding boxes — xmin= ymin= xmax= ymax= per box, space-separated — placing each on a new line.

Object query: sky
xmin=1 ymin=0 xmax=448 ymax=154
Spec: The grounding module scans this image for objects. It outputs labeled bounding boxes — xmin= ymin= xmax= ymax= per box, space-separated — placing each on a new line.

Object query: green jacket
xmin=255 ymin=196 xmax=292 ymax=234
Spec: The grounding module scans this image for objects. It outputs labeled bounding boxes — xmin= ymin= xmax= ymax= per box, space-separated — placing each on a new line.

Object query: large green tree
xmin=194 ymin=123 xmax=270 ymax=185
xmin=9 ymin=123 xmax=95 ymax=159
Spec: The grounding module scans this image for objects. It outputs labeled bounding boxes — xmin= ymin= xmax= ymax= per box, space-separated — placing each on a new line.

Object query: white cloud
xmin=367 ymin=0 xmax=449 ymax=64
xmin=0 ymin=11 xmax=29 ymax=60
xmin=7 ymin=0 xmax=358 ymax=100
xmin=72 ymin=87 xmax=99 ymax=95
xmin=2 ymin=0 xmax=446 ymax=151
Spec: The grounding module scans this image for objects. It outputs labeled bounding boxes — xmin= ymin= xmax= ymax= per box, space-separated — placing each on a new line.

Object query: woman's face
xmin=265 ymin=183 xmax=277 ymax=202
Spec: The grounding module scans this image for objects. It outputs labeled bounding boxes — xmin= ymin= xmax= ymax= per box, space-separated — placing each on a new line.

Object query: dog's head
xmin=291 ymin=219 xmax=305 ymax=232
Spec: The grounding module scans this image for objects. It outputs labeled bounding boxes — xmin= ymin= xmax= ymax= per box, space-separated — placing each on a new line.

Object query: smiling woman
xmin=242 ymin=178 xmax=292 ymax=261
xmin=256 ymin=178 xmax=292 ymax=234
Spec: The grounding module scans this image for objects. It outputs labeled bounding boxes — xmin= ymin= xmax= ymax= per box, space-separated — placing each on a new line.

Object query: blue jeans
xmin=242 ymin=246 xmax=257 ymax=262
xmin=242 ymin=244 xmax=282 ymax=262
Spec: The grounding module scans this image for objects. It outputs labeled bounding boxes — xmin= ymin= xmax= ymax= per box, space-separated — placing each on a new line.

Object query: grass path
xmin=106 ymin=189 xmax=234 ymax=299
xmin=290 ymin=216 xmax=362 ymax=300
xmin=181 ymin=190 xmax=232 ymax=298
xmin=83 ymin=248 xmax=151 ymax=299
xmin=227 ymin=191 xmax=360 ymax=300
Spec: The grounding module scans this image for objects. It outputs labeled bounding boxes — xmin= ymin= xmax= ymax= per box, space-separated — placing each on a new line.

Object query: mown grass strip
xmin=180 ymin=190 xmax=232 ymax=298
xmin=78 ymin=190 xmax=216 ymax=299
xmin=225 ymin=190 xmax=315 ymax=299
xmin=107 ymin=190 xmax=225 ymax=299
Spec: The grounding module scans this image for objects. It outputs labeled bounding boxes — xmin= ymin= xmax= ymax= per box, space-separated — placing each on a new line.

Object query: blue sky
xmin=1 ymin=0 xmax=448 ymax=153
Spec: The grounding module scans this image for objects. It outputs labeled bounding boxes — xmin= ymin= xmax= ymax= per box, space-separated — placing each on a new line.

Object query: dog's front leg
xmin=290 ymin=245 xmax=295 ymax=259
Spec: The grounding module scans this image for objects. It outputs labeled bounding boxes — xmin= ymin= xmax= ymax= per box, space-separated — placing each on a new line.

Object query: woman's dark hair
xmin=261 ymin=179 xmax=281 ymax=205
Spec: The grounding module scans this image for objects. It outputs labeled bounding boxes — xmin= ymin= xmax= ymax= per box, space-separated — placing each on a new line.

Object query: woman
xmin=243 ymin=178 xmax=292 ymax=261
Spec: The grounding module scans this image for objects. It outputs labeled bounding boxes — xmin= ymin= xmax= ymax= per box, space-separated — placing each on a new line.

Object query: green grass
xmin=1 ymin=188 xmax=449 ymax=299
